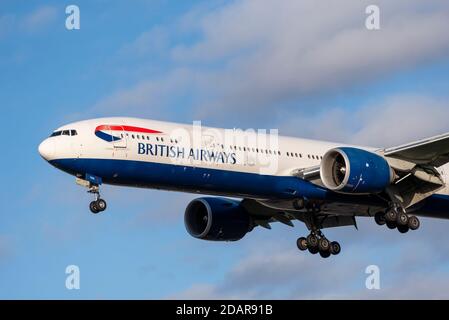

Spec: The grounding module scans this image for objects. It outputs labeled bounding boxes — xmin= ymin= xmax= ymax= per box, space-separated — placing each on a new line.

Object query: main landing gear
xmin=296 ymin=204 xmax=341 ymax=258
xmin=297 ymin=232 xmax=341 ymax=258
xmin=374 ymin=207 xmax=420 ymax=234
xmin=88 ymin=185 xmax=107 ymax=214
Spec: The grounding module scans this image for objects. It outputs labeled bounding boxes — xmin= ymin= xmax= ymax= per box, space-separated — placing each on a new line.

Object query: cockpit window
xmin=50 ymin=129 xmax=78 ymax=137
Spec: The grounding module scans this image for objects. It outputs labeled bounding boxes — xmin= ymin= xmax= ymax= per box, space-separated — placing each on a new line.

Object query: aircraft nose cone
xmin=38 ymin=139 xmax=55 ymax=160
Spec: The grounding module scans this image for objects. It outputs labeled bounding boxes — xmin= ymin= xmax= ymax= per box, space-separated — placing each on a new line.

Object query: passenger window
xmin=132 ymin=135 xmax=135 ymax=139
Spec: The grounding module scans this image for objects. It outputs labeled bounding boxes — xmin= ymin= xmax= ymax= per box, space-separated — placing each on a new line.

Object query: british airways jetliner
xmin=38 ymin=117 xmax=449 ymax=258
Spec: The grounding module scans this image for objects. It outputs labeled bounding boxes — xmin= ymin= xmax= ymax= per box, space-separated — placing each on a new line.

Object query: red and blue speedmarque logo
xmin=94 ymin=125 xmax=162 ymax=142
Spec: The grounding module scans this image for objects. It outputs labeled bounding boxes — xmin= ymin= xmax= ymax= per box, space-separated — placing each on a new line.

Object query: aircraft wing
xmin=383 ymin=131 xmax=449 ymax=167
xmin=292 ymin=132 xmax=449 ymax=210
xmin=240 ymin=198 xmax=360 ymax=231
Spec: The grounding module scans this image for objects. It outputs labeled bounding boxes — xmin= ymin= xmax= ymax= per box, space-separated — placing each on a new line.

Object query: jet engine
xmin=184 ymin=197 xmax=253 ymax=241
xmin=320 ymin=147 xmax=394 ymax=194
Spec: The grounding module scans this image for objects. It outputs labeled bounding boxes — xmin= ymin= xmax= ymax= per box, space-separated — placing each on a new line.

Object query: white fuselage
xmin=38 ymin=117 xmax=449 ymax=196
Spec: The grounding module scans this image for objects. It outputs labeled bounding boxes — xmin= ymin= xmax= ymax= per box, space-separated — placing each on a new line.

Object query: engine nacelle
xmin=320 ymin=147 xmax=394 ymax=194
xmin=184 ymin=197 xmax=252 ymax=242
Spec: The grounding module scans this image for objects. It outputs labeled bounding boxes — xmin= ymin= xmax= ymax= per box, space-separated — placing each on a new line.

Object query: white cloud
xmin=0 ymin=6 xmax=57 ymax=38
xmin=279 ymin=95 xmax=449 ymax=147
xmin=21 ymin=6 xmax=57 ymax=32
xmin=170 ymin=217 xmax=449 ymax=300
xmin=92 ymin=0 xmax=449 ymax=119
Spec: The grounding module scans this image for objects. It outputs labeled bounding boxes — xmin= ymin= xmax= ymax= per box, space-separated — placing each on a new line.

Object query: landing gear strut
xmin=88 ymin=185 xmax=107 ymax=214
xmin=374 ymin=206 xmax=420 ymax=234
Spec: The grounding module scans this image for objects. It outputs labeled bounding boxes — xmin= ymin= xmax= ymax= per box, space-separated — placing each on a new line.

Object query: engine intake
xmin=184 ymin=197 xmax=252 ymax=241
xmin=320 ymin=147 xmax=393 ymax=194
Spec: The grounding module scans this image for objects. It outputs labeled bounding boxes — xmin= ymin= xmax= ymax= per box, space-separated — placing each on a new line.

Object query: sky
xmin=1 ymin=0 xmax=449 ymax=299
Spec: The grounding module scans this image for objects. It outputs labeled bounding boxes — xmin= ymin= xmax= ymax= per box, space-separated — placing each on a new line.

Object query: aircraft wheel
xmin=307 ymin=234 xmax=319 ymax=248
xmin=374 ymin=212 xmax=386 ymax=226
xmin=386 ymin=221 xmax=397 ymax=229
xmin=385 ymin=210 xmax=398 ymax=222
xmin=308 ymin=246 xmax=319 ymax=255
xmin=397 ymin=225 xmax=409 ymax=234
xmin=296 ymin=237 xmax=308 ymax=251
xmin=318 ymin=238 xmax=330 ymax=252
xmin=330 ymin=241 xmax=341 ymax=255
xmin=89 ymin=201 xmax=100 ymax=214
xmin=397 ymin=212 xmax=409 ymax=226
xmin=319 ymin=250 xmax=331 ymax=259
xmin=96 ymin=199 xmax=107 ymax=212
xmin=408 ymin=216 xmax=420 ymax=231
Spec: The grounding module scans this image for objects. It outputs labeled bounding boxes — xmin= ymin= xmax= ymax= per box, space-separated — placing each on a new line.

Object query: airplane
xmin=38 ymin=117 xmax=449 ymax=258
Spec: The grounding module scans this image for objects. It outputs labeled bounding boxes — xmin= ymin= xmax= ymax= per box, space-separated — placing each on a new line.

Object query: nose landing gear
xmin=88 ymin=185 xmax=107 ymax=214
xmin=76 ymin=175 xmax=108 ymax=214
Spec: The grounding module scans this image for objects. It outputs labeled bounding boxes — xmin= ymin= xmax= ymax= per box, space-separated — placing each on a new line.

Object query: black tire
xmin=96 ymin=199 xmax=107 ymax=212
xmin=89 ymin=201 xmax=99 ymax=214
xmin=385 ymin=210 xmax=397 ymax=222
xmin=397 ymin=212 xmax=409 ymax=226
xmin=330 ymin=241 xmax=341 ymax=255
xmin=296 ymin=237 xmax=308 ymax=251
xmin=408 ymin=216 xmax=420 ymax=231
xmin=308 ymin=246 xmax=319 ymax=255
xmin=319 ymin=250 xmax=331 ymax=258
xmin=318 ymin=238 xmax=330 ymax=252
xmin=386 ymin=221 xmax=397 ymax=229
xmin=374 ymin=212 xmax=386 ymax=226
xmin=397 ymin=225 xmax=409 ymax=234
xmin=307 ymin=234 xmax=319 ymax=248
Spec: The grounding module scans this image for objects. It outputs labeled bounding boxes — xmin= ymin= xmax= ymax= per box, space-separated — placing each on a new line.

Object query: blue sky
xmin=1 ymin=0 xmax=449 ymax=299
